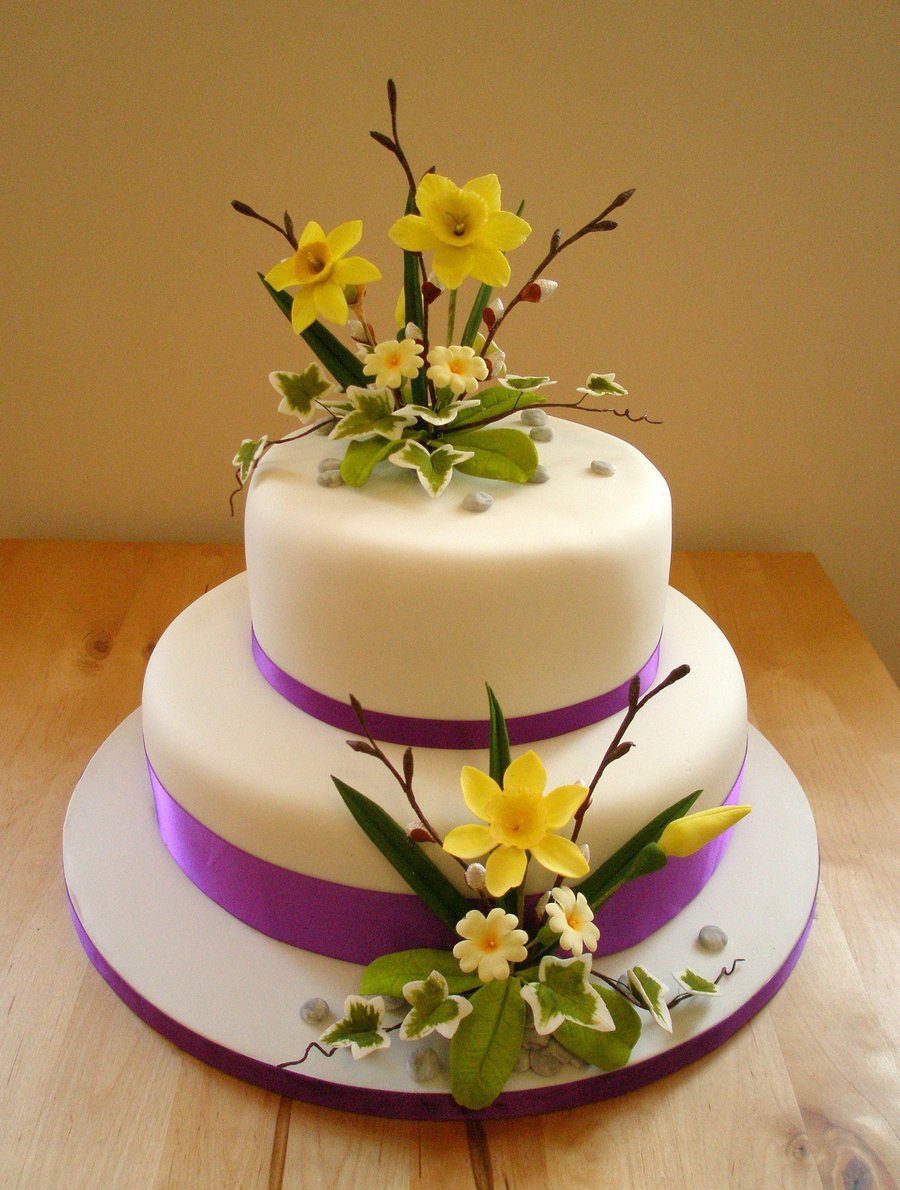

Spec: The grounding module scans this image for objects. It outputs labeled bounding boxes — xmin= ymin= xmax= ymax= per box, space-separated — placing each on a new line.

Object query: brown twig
xmin=231 ymin=200 xmax=298 ymax=250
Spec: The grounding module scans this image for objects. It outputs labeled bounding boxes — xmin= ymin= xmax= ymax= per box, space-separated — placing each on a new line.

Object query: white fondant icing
xmin=244 ymin=418 xmax=672 ymax=719
xmin=142 ymin=576 xmax=747 ymax=896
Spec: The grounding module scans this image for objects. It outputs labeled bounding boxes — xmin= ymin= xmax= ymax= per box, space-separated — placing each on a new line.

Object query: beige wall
xmin=2 ymin=1 xmax=897 ymax=679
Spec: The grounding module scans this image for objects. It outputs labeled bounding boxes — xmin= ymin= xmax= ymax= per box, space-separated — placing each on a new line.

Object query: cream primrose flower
xmin=264 ymin=219 xmax=381 ymax=335
xmin=453 ymin=907 xmax=529 ymax=982
xmin=443 ymin=751 xmax=590 ymax=897
xmin=426 ymin=345 xmax=489 ymax=397
xmin=545 ymin=887 xmax=600 ymax=957
xmin=363 ymin=337 xmax=425 ymax=389
xmin=389 ymin=173 xmax=531 ymax=290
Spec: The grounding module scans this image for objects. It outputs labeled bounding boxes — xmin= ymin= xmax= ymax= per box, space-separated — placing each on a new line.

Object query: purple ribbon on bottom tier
xmin=148 ymin=751 xmax=746 ymax=966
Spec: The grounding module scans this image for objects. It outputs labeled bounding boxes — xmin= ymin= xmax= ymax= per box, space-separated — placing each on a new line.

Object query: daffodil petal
xmin=442 ymin=824 xmax=494 ymax=859
xmin=460 ymin=766 xmax=500 ymax=820
xmin=290 ymin=287 xmax=317 ymax=333
xmin=326 ymin=219 xmax=362 ymax=261
xmin=482 ymin=210 xmax=532 ymax=252
xmin=313 ymin=280 xmax=348 ymax=325
xmin=485 ymin=845 xmax=527 ymax=897
xmin=332 ymin=256 xmax=382 ymax=286
xmin=264 ymin=256 xmax=301 ymax=291
xmin=389 ymin=213 xmax=439 ymax=253
xmin=531 ymin=833 xmax=590 ymax=879
xmin=415 ymin=172 xmax=458 ymax=217
xmin=463 ymin=173 xmax=501 ymax=211
xmin=298 ymin=220 xmax=326 ymax=247
xmin=503 ymin=750 xmax=546 ymax=797
xmin=543 ymin=783 xmax=589 ymax=830
xmin=463 ymin=242 xmax=511 ymax=288
xmin=431 ymin=242 xmax=476 ymax=290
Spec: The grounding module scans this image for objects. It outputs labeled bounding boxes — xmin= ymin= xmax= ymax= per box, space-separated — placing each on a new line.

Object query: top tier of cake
xmin=245 ymin=416 xmax=672 ymax=723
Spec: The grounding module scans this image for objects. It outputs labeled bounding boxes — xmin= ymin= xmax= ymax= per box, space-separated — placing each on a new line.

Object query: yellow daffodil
xmin=443 ymin=751 xmax=589 ymax=897
xmin=264 ymin=220 xmax=381 ymax=334
xmin=658 ymin=804 xmax=751 ymax=858
xmin=389 ymin=173 xmax=531 ymax=290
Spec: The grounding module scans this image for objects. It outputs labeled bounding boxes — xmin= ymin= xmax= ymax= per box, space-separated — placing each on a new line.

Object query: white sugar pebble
xmin=529 ymin=1046 xmax=563 ymax=1077
xmin=408 ymin=1048 xmax=441 ymax=1083
xmin=698 ymin=925 xmax=728 ymax=952
xmin=590 ymin=459 xmax=616 ymax=476
xmin=528 ymin=465 xmax=550 ymax=484
xmin=513 ymin=1049 xmax=531 ymax=1073
xmin=300 ymin=997 xmax=330 ymax=1024
xmin=317 ymin=457 xmax=342 ymax=473
xmin=317 ymin=469 xmax=344 ymax=488
xmin=548 ymin=1038 xmax=588 ymax=1070
xmin=530 ymin=426 xmax=553 ymax=443
xmin=462 ymin=490 xmax=493 ymax=513
xmin=521 ymin=408 xmax=547 ymax=426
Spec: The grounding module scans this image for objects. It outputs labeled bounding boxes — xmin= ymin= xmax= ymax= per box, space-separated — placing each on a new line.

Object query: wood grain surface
xmin=1 ymin=542 xmax=897 ymax=1189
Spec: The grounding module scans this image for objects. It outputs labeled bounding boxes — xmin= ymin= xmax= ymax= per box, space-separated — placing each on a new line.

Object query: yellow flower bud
xmin=658 ymin=804 xmax=751 ymax=858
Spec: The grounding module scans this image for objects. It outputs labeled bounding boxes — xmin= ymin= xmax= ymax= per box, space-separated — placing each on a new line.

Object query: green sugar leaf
xmin=628 ymin=965 xmax=673 ymax=1032
xmin=450 ymin=385 xmax=548 ymax=429
xmin=333 ymin=778 xmax=471 ymax=932
xmin=450 ymin=977 xmax=526 ymax=1110
xmin=259 ymin=274 xmax=367 ymax=390
xmin=360 ymin=949 xmax=481 ymax=997
xmin=673 ymin=967 xmax=720 ymax=997
xmin=340 ymin=437 xmax=401 ymax=486
xmin=232 ymin=436 xmax=268 ymax=484
xmin=270 ymin=364 xmax=331 ymax=418
xmin=521 ymin=956 xmax=614 ymax=1035
xmin=319 ymin=995 xmax=389 ymax=1058
xmin=399 ymin=970 xmax=474 ymax=1041
xmin=554 ymin=984 xmax=641 ymax=1071
xmin=449 ymin=427 xmax=538 ymax=483
xmin=486 ymin=684 xmax=511 ymax=786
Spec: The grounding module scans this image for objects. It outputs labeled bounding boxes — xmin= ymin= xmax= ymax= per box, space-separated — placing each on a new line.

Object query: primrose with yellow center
xmin=264 ymin=219 xmax=381 ymax=334
xmin=443 ymin=751 xmax=589 ymax=897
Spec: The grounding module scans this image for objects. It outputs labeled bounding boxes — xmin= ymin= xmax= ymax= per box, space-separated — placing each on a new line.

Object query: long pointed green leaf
xmin=258 ymin=275 xmax=367 ymax=390
xmin=333 ymin=777 xmax=471 ymax=931
xmin=460 ymin=282 xmax=493 ymax=348
xmin=449 ymin=977 xmax=525 ymax=1109
xmin=573 ymin=790 xmax=702 ymax=908
xmin=486 ymin=684 xmax=511 ymax=786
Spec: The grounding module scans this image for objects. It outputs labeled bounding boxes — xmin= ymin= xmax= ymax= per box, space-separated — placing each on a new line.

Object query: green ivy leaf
xmin=449 ymin=977 xmax=525 ymax=1110
xmin=319 ymin=995 xmax=390 ymax=1059
xmin=360 ymin=948 xmax=481 ymax=997
xmin=390 ymin=439 xmax=475 ymax=497
xmin=340 ymin=437 xmax=402 ymax=486
xmin=554 ymin=984 xmax=642 ymax=1071
xmin=399 ymin=970 xmax=474 ymax=1041
xmin=270 ymin=364 xmax=332 ymax=419
xmin=673 ymin=968 xmax=720 ymax=996
xmin=628 ymin=965 xmax=672 ymax=1032
xmin=330 ymin=388 xmax=414 ymax=442
xmin=576 ymin=372 xmax=628 ymax=398
xmin=333 ymin=779 xmax=472 ymax=932
xmin=232 ymin=436 xmax=268 ymax=484
xmin=521 ymin=956 xmax=614 ymax=1035
xmin=449 ymin=427 xmax=538 ymax=483
xmin=500 ymin=375 xmax=555 ymax=391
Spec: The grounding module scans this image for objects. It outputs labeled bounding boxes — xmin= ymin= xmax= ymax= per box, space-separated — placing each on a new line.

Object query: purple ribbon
xmin=147 ymin=750 xmax=746 ymax=966
xmin=251 ymin=629 xmax=662 ymax=749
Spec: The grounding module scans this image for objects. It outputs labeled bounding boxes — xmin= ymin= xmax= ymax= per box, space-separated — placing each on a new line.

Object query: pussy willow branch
xmin=480 ymin=188 xmax=635 ymax=356
xmin=231 ymin=200 xmax=298 ymax=250
xmin=568 ymin=663 xmax=690 ymax=847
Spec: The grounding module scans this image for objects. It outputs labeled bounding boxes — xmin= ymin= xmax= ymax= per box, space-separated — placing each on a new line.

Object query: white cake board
xmin=63 ymin=714 xmax=818 ymax=1120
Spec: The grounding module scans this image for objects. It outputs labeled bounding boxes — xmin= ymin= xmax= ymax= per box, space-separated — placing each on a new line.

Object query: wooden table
xmin=1 ymin=542 xmax=897 ymax=1189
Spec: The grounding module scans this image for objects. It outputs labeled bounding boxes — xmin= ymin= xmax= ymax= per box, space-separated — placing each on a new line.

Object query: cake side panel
xmin=244 ymin=419 xmax=672 ymax=720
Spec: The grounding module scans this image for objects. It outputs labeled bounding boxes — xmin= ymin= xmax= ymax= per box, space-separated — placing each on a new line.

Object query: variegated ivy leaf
xmin=319 ymin=995 xmax=390 ymax=1060
xmin=232 ymin=435 xmax=268 ymax=484
xmin=399 ymin=970 xmax=474 ymax=1041
xmin=673 ymin=968 xmax=720 ymax=997
xmin=403 ymin=398 xmax=481 ymax=427
xmin=520 ymin=955 xmax=615 ymax=1037
xmin=329 ymin=386 xmax=416 ymax=443
xmin=269 ymin=364 xmax=332 ymax=422
xmin=576 ymin=372 xmax=628 ymax=398
xmin=389 ymin=440 xmax=475 ymax=498
xmin=627 ymin=965 xmax=673 ymax=1032
xmin=499 ymin=374 xmax=556 ymax=391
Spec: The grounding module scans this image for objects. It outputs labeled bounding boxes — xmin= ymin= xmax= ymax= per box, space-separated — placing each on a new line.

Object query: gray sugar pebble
xmin=407 ymin=1048 xmax=442 ymax=1083
xmin=530 ymin=426 xmax=553 ymax=443
xmin=300 ymin=997 xmax=330 ymax=1025
xmin=528 ymin=464 xmax=550 ymax=484
xmin=698 ymin=925 xmax=728 ymax=952
xmin=317 ymin=456 xmax=342 ymax=473
xmin=513 ymin=1049 xmax=531 ymax=1074
xmin=317 ymin=469 xmax=344 ymax=488
xmin=521 ymin=408 xmax=548 ymax=426
xmin=462 ymin=490 xmax=493 ymax=513
xmin=548 ymin=1038 xmax=589 ymax=1070
xmin=529 ymin=1046 xmax=564 ymax=1077
xmin=590 ymin=459 xmax=616 ymax=477
xmin=523 ymin=1023 xmax=550 ymax=1050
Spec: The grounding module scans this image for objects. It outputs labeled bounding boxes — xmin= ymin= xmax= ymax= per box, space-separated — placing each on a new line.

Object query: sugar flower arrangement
xmin=232 ymin=80 xmax=654 ymax=500
xmin=282 ymin=679 xmax=750 ymax=1110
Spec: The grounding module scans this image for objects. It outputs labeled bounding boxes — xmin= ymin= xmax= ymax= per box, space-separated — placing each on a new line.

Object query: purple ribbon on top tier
xmin=251 ymin=628 xmax=662 ymax=749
